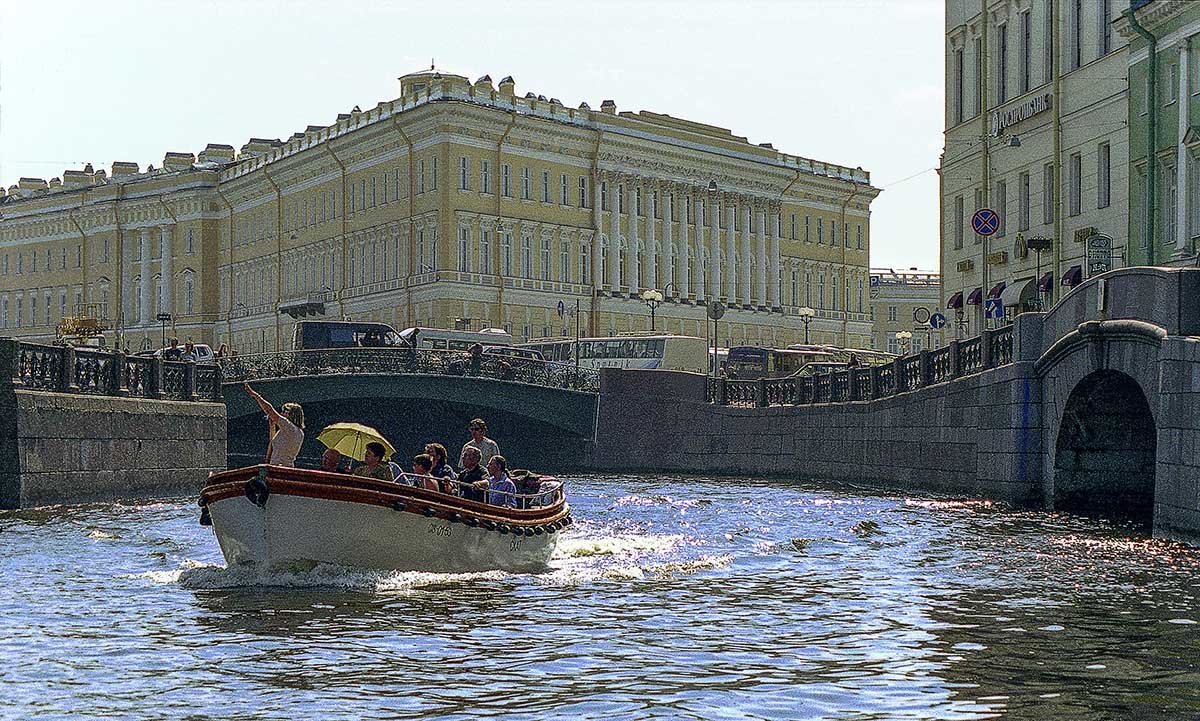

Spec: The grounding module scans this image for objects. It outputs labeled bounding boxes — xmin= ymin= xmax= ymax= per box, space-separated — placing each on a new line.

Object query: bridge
xmin=220 ymin=348 xmax=600 ymax=469
xmin=593 ymin=267 xmax=1200 ymax=543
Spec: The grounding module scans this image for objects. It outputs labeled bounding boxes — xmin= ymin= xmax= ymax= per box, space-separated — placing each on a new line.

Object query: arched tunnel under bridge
xmin=225 ymin=374 xmax=598 ymax=472
xmin=1053 ymin=369 xmax=1157 ymax=527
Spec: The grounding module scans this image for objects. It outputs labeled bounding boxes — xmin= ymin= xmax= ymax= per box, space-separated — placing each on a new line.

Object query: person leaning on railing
xmin=478 ymin=455 xmax=517 ymax=508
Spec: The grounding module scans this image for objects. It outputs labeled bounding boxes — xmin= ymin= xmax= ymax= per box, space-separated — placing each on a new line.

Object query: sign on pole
xmin=929 ymin=312 xmax=947 ymax=329
xmin=556 ymin=300 xmax=565 ymax=318
xmin=912 ymin=306 xmax=931 ymax=324
xmin=1086 ymin=233 xmax=1113 ymax=277
xmin=984 ymin=297 xmax=1005 ymax=320
xmin=972 ymin=208 xmax=1001 ymax=237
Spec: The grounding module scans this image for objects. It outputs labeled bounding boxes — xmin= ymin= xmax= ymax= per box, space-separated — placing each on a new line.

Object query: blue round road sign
xmin=972 ymin=208 xmax=1000 ymax=236
xmin=929 ymin=312 xmax=947 ymax=329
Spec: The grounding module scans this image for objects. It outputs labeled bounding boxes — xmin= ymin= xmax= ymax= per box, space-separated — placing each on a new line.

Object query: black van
xmin=291 ymin=320 xmax=408 ymax=350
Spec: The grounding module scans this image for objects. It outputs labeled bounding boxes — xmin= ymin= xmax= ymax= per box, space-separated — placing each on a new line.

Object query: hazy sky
xmin=0 ymin=0 xmax=944 ymax=270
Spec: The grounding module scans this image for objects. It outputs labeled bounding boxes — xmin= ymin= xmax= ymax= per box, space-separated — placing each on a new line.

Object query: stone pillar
xmin=756 ymin=207 xmax=767 ymax=307
xmin=662 ymin=189 xmax=673 ymax=293
xmin=678 ymin=194 xmax=690 ymax=299
xmin=139 ymin=228 xmax=152 ymax=326
xmin=647 ymin=184 xmax=657 ymax=290
xmin=725 ymin=201 xmax=736 ymax=303
xmin=608 ymin=178 xmax=620 ymax=291
xmin=159 ymin=225 xmax=173 ymax=317
xmin=122 ymin=241 xmax=133 ymax=326
xmin=593 ymin=175 xmax=604 ymax=291
xmin=741 ymin=203 xmax=752 ymax=306
xmin=770 ymin=203 xmax=783 ymax=309
xmin=707 ymin=197 xmax=720 ymax=301
xmin=628 ymin=182 xmax=640 ymax=294
xmin=695 ymin=198 xmax=707 ymax=300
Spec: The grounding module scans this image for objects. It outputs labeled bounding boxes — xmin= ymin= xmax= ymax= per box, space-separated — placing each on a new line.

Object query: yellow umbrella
xmin=316 ymin=422 xmax=397 ymax=462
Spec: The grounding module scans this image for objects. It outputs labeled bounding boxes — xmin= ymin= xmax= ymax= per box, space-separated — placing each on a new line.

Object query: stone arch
xmin=1053 ymin=369 xmax=1156 ymax=525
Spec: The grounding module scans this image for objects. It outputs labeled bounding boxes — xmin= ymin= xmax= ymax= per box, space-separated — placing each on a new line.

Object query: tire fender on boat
xmin=497 ymin=525 xmax=510 ymax=534
xmin=423 ymin=507 xmax=435 ymax=518
xmin=391 ymin=500 xmax=407 ymax=512
xmin=245 ymin=473 xmax=270 ymax=508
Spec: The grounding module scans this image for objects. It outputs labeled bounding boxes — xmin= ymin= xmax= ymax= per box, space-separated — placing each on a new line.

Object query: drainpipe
xmin=839 ymin=180 xmax=860 ymax=347
xmin=1127 ymin=6 xmax=1157 ymax=265
xmin=389 ymin=113 xmax=416 ymax=327
xmin=494 ymin=110 xmax=518 ymax=330
xmin=319 ymin=141 xmax=348 ymax=316
xmin=261 ymin=166 xmax=284 ymax=352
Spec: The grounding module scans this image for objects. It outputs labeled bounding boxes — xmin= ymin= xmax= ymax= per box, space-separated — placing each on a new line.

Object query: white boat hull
xmin=201 ymin=466 xmax=569 ymax=574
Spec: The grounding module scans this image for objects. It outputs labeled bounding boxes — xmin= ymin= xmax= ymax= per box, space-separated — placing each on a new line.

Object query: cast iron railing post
xmin=949 ymin=340 xmax=961 ymax=379
xmin=151 ymin=356 xmax=165 ymax=399
xmin=869 ymin=366 xmax=880 ymax=399
xmin=1 ymin=338 xmax=21 ymax=388
xmin=717 ymin=377 xmax=727 ymax=405
xmin=919 ymin=349 xmax=932 ymax=388
xmin=756 ymin=378 xmax=767 ymax=407
xmin=211 ymin=362 xmax=224 ymax=401
xmin=981 ymin=328 xmax=994 ymax=369
xmin=60 ymin=346 xmax=78 ymax=393
xmin=184 ymin=360 xmax=197 ymax=401
xmin=113 ymin=350 xmax=130 ymax=396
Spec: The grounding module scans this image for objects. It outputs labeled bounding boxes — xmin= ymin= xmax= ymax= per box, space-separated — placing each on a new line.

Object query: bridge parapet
xmin=219 ymin=347 xmax=600 ymax=393
xmin=0 ymin=338 xmax=222 ymax=402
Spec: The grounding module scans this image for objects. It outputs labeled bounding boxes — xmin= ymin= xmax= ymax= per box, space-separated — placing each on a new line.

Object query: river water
xmin=3 ymin=474 xmax=1200 ymax=720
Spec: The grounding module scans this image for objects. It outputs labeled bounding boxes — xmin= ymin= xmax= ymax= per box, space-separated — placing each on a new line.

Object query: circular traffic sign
xmin=707 ymin=301 xmax=726 ymax=320
xmin=929 ymin=312 xmax=947 ymax=329
xmin=972 ymin=208 xmax=1001 ymax=237
xmin=912 ymin=306 xmax=931 ymax=324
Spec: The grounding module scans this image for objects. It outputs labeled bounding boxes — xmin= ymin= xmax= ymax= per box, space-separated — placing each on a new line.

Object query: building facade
xmin=1122 ymin=0 xmax=1200 ymax=266
xmin=941 ymin=0 xmax=1131 ymax=337
xmin=869 ymin=268 xmax=946 ymax=353
xmin=0 ymin=70 xmax=878 ymax=353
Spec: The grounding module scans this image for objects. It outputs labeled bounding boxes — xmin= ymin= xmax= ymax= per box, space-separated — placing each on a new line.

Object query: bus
xmin=398 ymin=326 xmax=513 ymax=351
xmin=519 ymin=334 xmax=708 ymax=373
xmin=725 ymin=346 xmax=840 ymax=380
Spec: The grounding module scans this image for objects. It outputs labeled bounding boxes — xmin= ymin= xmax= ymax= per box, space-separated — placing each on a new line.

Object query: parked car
xmin=154 ymin=343 xmax=217 ymax=364
xmin=788 ymin=361 xmax=850 ymax=378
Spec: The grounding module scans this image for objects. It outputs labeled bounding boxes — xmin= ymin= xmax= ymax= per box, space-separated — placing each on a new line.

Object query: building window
xmin=458 ymin=227 xmax=471 ymax=273
xmin=805 ymin=216 xmax=811 ymax=243
xmin=1019 ymin=10 xmax=1031 ymax=95
xmin=1069 ymin=152 xmax=1082 ymax=216
xmin=954 ymin=195 xmax=965 ymax=250
xmin=370 ymin=177 xmax=377 ymax=208
xmin=856 ymin=225 xmax=863 ymax=250
xmin=502 ymin=164 xmax=512 ymax=197
xmin=184 ymin=274 xmax=194 ymax=315
xmin=580 ymin=242 xmax=591 ymax=285
xmin=997 ymin=23 xmax=1008 ymax=104
xmin=1043 ymin=163 xmax=1055 ymax=224
xmin=1188 ymin=151 xmax=1200 ymax=241
xmin=817 ymin=273 xmax=826 ymax=309
xmin=618 ymin=185 xmax=625 ymax=214
xmin=430 ymin=157 xmax=437 ymax=190
xmin=481 ymin=160 xmax=491 ymax=195
xmin=580 ymin=177 xmax=589 ymax=208
xmin=561 ymin=174 xmax=570 ymax=205
xmin=1018 ymin=171 xmax=1031 ymax=230
xmin=1168 ymin=63 xmax=1180 ymax=105
xmin=542 ymin=170 xmax=551 ymax=203
xmin=459 ymin=157 xmax=469 ymax=190
xmin=382 ymin=174 xmax=388 ymax=203
xmin=350 ymin=183 xmax=356 ymax=213
xmin=1164 ymin=159 xmax=1179 ymax=246
xmin=1044 ymin=0 xmax=1054 ymax=84
xmin=996 ymin=180 xmax=1007 ymax=237
xmin=1069 ymin=0 xmax=1082 ymax=71
xmin=480 ymin=229 xmax=492 ymax=272
xmin=1097 ymin=142 xmax=1111 ymax=209
xmin=1099 ymin=0 xmax=1112 ymax=57
xmin=521 ymin=167 xmax=531 ymax=200
xmin=817 ymin=219 xmax=824 ymax=244
xmin=418 ymin=161 xmax=426 ymax=194
xmin=888 ymin=306 xmax=898 ymax=322
xmin=521 ymin=234 xmax=533 ymax=278
xmin=561 ymin=240 xmax=570 ymax=282
xmin=501 ymin=232 xmax=512 ymax=275
xmin=954 ymin=47 xmax=965 ymax=125
xmin=973 ymin=35 xmax=983 ymax=117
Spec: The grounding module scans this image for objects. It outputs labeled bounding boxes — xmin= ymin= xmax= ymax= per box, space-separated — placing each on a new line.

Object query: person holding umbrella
xmin=243 ymin=381 xmax=305 ymax=467
xmin=316 ymin=422 xmax=397 ymax=479
xmin=353 ymin=442 xmax=394 ymax=481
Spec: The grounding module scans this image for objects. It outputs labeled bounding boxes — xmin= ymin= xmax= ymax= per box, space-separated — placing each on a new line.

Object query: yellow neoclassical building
xmin=0 ymin=69 xmax=878 ymax=353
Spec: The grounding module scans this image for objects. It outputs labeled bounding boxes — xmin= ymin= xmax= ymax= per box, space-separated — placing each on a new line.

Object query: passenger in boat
xmin=425 ymin=443 xmax=458 ymax=494
xmin=321 ymin=447 xmax=345 ymax=473
xmin=459 ymin=418 xmax=501 ymax=468
xmin=243 ymin=381 xmax=305 ymax=467
xmin=405 ymin=453 xmax=440 ymax=491
xmin=457 ymin=446 xmax=487 ymax=502
xmin=484 ymin=455 xmax=518 ymax=508
xmin=353 ymin=442 xmax=395 ymax=482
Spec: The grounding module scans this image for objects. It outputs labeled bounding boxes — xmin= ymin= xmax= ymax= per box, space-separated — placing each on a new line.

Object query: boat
xmin=199 ymin=464 xmax=572 ymax=573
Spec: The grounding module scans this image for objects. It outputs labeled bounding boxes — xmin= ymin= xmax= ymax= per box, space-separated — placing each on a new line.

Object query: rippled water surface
xmin=3 ymin=474 xmax=1200 ymax=720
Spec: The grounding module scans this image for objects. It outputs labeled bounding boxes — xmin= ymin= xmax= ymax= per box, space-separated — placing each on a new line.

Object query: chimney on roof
xmin=62 ymin=170 xmax=91 ymax=189
xmin=600 ymin=99 xmax=617 ymax=114
xmin=498 ymin=76 xmax=515 ymax=98
xmin=162 ymin=152 xmax=195 ymax=171
xmin=111 ymin=162 xmax=140 ymax=179
xmin=198 ymin=143 xmax=235 ymax=165
xmin=240 ymin=138 xmax=278 ymax=158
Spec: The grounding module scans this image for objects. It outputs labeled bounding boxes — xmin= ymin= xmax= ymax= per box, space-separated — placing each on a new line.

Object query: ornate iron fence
xmin=707 ymin=325 xmax=1015 ymax=408
xmin=1 ymin=339 xmax=222 ymax=402
xmin=218 ymin=346 xmax=601 ymax=394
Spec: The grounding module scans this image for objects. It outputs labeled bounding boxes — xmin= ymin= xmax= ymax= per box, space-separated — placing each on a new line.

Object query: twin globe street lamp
xmin=797 ymin=306 xmax=816 ymax=344
xmin=895 ymin=330 xmax=913 ymax=355
xmin=641 ymin=288 xmax=665 ymax=331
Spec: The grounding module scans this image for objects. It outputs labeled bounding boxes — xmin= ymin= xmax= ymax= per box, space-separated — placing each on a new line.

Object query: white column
xmin=139 ymin=228 xmax=152 ymax=326
xmin=662 ymin=189 xmax=673 ymax=293
xmin=593 ymin=174 xmax=603 ymax=289
xmin=628 ymin=182 xmax=640 ymax=293
xmin=122 ymin=238 xmax=133 ymax=325
xmin=647 ymin=184 xmax=657 ymax=289
xmin=771 ymin=204 xmax=782 ymax=308
xmin=678 ymin=193 xmax=689 ymax=298
xmin=160 ymin=225 xmax=173 ymax=316
xmin=740 ymin=203 xmax=752 ymax=305
xmin=608 ymin=178 xmax=620 ymax=290
xmin=756 ymin=207 xmax=767 ymax=306
xmin=725 ymin=201 xmax=737 ymax=302
xmin=705 ymin=198 xmax=718 ymax=300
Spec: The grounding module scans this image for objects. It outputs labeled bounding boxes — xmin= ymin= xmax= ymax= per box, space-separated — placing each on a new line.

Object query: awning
xmin=966 ymin=287 xmax=983 ymax=305
xmin=1000 ymin=277 xmax=1035 ymax=307
xmin=947 ymin=291 xmax=964 ymax=309
xmin=1061 ymin=265 xmax=1083 ymax=287
xmin=1037 ymin=271 xmax=1054 ymax=292
xmin=988 ymin=282 xmax=1006 ymax=299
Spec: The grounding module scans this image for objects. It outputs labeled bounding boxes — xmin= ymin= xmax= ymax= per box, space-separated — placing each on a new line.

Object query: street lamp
xmin=641 ymin=288 xmax=664 ymax=331
xmin=797 ymin=306 xmax=816 ymax=344
xmin=895 ymin=330 xmax=913 ymax=355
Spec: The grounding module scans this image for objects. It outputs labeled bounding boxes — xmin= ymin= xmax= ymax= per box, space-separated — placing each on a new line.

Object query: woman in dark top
xmin=457 ymin=446 xmax=487 ymax=502
xmin=425 ymin=443 xmax=458 ymax=494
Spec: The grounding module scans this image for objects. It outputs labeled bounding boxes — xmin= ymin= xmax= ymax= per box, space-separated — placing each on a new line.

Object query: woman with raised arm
xmin=243 ymin=381 xmax=305 ymax=467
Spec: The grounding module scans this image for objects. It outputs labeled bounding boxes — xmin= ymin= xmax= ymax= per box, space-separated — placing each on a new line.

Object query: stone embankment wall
xmin=589 ymin=366 xmax=1041 ymax=504
xmin=0 ymin=389 xmax=227 ymax=508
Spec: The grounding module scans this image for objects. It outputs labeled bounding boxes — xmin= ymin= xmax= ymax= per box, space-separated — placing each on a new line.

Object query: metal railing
xmin=218 ymin=346 xmax=601 ymax=393
xmin=1 ymin=339 xmax=222 ymax=402
xmin=713 ymin=325 xmax=1014 ymax=408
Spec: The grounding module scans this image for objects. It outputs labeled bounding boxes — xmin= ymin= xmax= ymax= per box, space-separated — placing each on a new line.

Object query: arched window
xmin=183 ymin=271 xmax=195 ymax=315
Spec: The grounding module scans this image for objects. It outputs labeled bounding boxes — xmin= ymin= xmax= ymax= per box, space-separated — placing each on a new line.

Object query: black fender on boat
xmin=423 ymin=506 xmax=435 ymax=518
xmin=391 ymin=500 xmax=407 ymax=512
xmin=198 ymin=506 xmax=212 ymax=526
xmin=497 ymin=525 xmax=510 ymax=534
xmin=245 ymin=471 xmax=270 ymax=508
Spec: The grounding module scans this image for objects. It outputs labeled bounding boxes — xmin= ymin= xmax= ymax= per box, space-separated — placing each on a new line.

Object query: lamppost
xmin=641 ymin=288 xmax=664 ymax=331
xmin=797 ymin=306 xmax=816 ymax=344
xmin=895 ymin=330 xmax=913 ymax=356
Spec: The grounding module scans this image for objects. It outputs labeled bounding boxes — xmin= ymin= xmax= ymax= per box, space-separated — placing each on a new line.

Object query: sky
xmin=0 ymin=0 xmax=944 ymax=270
